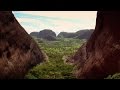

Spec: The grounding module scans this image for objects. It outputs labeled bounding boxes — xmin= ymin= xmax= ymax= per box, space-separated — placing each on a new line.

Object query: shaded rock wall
xmin=0 ymin=11 xmax=45 ymax=79
xmin=72 ymin=11 xmax=120 ymax=79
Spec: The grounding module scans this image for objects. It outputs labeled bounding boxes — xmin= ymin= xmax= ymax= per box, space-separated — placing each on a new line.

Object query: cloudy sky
xmin=13 ymin=11 xmax=97 ymax=35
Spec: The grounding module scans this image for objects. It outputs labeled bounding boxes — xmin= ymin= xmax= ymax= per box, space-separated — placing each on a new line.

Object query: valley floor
xmin=25 ymin=38 xmax=86 ymax=79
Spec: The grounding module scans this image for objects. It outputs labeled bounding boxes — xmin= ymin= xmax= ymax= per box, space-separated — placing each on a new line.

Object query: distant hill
xmin=30 ymin=29 xmax=94 ymax=40
xmin=30 ymin=29 xmax=57 ymax=41
xmin=57 ymin=29 xmax=94 ymax=40
xmin=57 ymin=32 xmax=76 ymax=38
xmin=75 ymin=29 xmax=94 ymax=39
xmin=30 ymin=32 xmax=39 ymax=37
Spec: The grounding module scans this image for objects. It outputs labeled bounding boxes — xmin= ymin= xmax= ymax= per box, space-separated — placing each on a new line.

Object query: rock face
xmin=72 ymin=11 xmax=120 ymax=79
xmin=0 ymin=11 xmax=45 ymax=79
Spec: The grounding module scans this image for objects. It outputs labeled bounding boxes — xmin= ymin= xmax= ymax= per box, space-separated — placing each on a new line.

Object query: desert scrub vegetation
xmin=25 ymin=38 xmax=86 ymax=79
xmin=105 ymin=73 xmax=120 ymax=79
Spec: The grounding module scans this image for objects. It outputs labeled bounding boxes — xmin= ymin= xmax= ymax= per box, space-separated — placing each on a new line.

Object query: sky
xmin=13 ymin=11 xmax=97 ymax=35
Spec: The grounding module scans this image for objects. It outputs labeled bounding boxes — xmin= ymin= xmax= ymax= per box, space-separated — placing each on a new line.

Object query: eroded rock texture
xmin=72 ymin=11 xmax=120 ymax=79
xmin=0 ymin=11 xmax=45 ymax=79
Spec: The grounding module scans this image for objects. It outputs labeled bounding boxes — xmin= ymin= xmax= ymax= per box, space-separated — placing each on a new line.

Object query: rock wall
xmin=0 ymin=11 xmax=45 ymax=79
xmin=72 ymin=11 xmax=120 ymax=79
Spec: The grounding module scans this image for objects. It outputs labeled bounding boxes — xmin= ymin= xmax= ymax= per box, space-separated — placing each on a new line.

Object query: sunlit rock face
xmin=0 ymin=11 xmax=45 ymax=79
xmin=72 ymin=11 xmax=120 ymax=79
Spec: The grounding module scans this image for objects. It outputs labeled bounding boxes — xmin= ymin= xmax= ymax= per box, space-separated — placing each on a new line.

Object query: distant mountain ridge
xmin=75 ymin=29 xmax=94 ymax=39
xmin=57 ymin=29 xmax=94 ymax=39
xmin=30 ymin=29 xmax=94 ymax=40
xmin=30 ymin=32 xmax=39 ymax=37
xmin=57 ymin=32 xmax=76 ymax=38
xmin=30 ymin=29 xmax=57 ymax=41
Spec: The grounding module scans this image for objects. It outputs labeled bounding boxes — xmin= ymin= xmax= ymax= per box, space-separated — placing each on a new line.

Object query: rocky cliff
xmin=72 ymin=11 xmax=120 ymax=79
xmin=0 ymin=11 xmax=45 ymax=79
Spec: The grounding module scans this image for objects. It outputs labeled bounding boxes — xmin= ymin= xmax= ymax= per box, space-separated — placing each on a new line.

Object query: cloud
xmin=13 ymin=11 xmax=97 ymax=34
xmin=14 ymin=11 xmax=97 ymax=20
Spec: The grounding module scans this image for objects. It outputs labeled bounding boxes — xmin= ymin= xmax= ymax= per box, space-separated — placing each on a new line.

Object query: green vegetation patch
xmin=105 ymin=73 xmax=120 ymax=79
xmin=25 ymin=38 xmax=86 ymax=79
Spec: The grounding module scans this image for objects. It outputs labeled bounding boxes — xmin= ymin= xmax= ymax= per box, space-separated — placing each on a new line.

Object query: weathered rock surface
xmin=0 ymin=11 xmax=45 ymax=79
xmin=72 ymin=11 xmax=120 ymax=79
